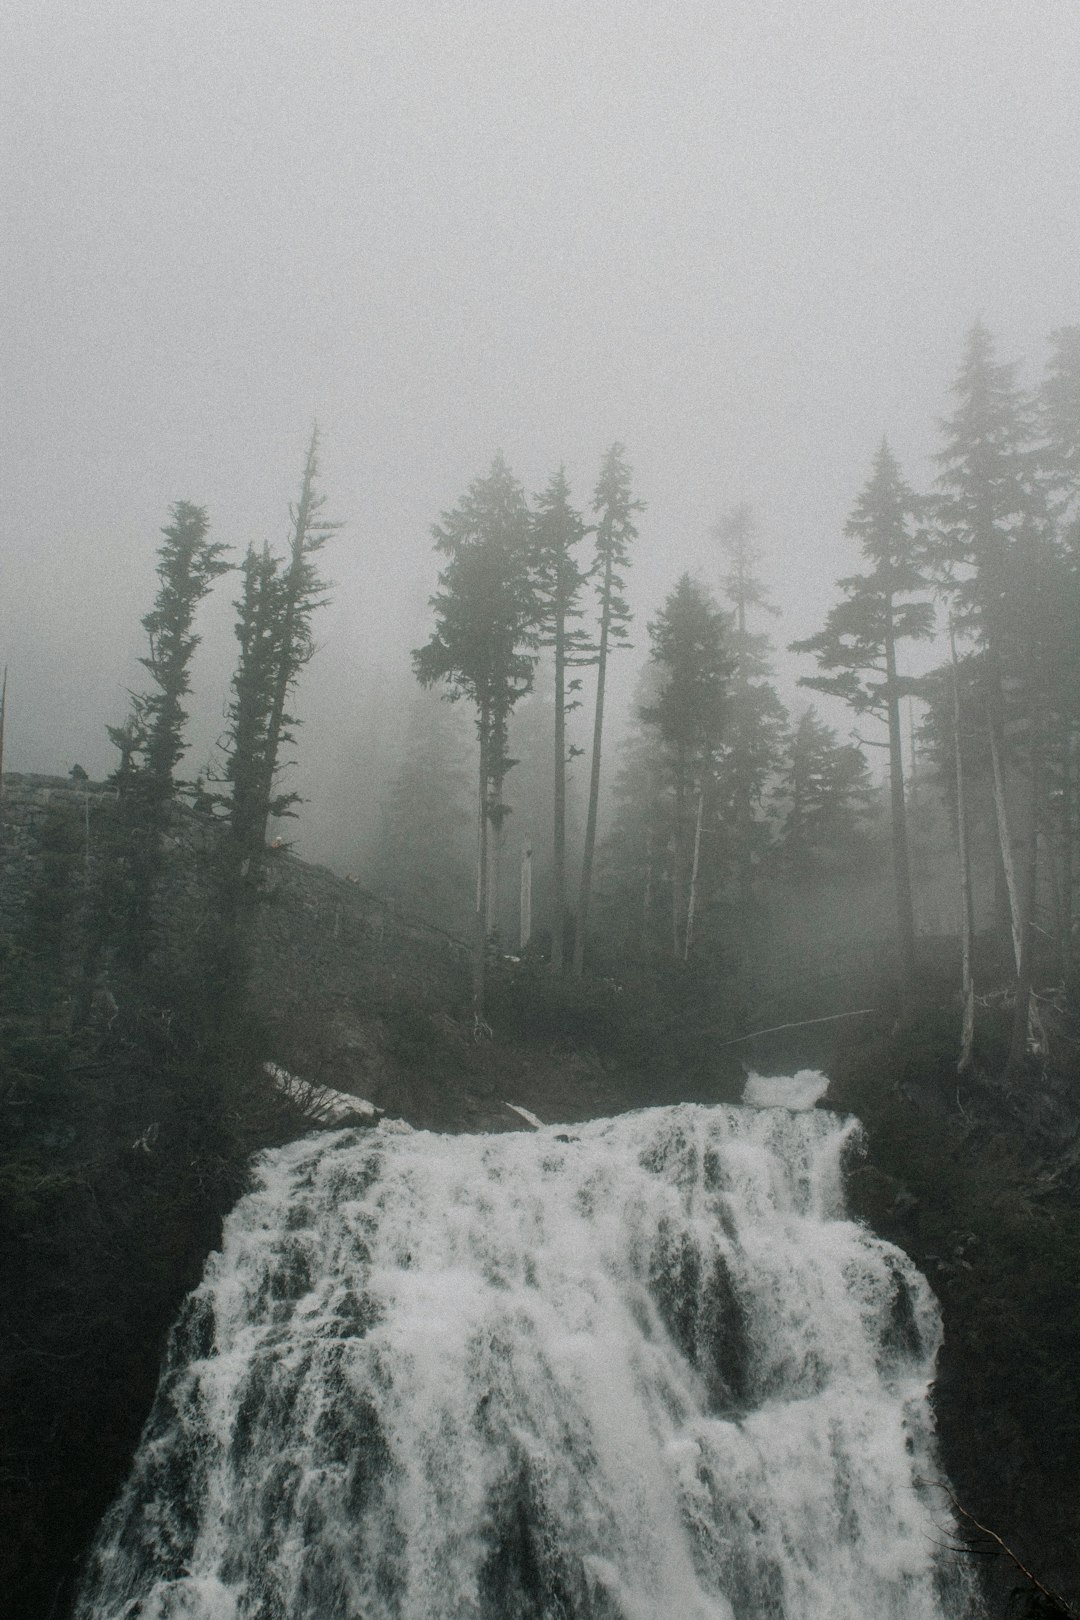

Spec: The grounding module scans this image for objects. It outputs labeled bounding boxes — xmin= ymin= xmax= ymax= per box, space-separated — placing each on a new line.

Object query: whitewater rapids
xmin=75 ymin=1083 xmax=979 ymax=1619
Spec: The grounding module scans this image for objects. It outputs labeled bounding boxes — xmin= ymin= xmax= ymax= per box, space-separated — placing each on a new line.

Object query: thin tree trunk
xmin=988 ymin=703 xmax=1023 ymax=973
xmin=574 ymin=561 xmax=613 ymax=977
xmin=1007 ymin=706 xmax=1043 ymax=1078
xmin=1061 ymin=731 xmax=1076 ymax=979
xmin=257 ymin=432 xmax=320 ymax=862
xmin=0 ymin=665 xmax=6 ymax=804
xmin=884 ymin=612 xmax=917 ymax=998
xmin=684 ymin=784 xmax=705 ymax=960
xmin=474 ymin=709 xmax=490 ymax=1017
xmin=520 ymin=841 xmax=532 ymax=950
xmin=950 ymin=624 xmax=976 ymax=1075
xmin=552 ymin=598 xmax=566 ymax=973
xmin=671 ymin=751 xmax=690 ymax=958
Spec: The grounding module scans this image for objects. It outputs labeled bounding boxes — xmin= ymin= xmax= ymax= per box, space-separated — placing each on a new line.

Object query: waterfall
xmin=75 ymin=1080 xmax=980 ymax=1619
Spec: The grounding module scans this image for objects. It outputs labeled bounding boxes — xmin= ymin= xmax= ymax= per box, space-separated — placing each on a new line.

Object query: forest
xmin=3 ymin=316 xmax=1080 ymax=1618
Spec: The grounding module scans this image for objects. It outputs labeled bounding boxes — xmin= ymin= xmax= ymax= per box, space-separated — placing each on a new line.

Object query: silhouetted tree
xmin=413 ymin=455 xmax=540 ymax=1016
xmin=774 ymin=708 xmax=874 ymax=880
xmin=368 ymin=689 xmax=475 ymax=936
xmin=932 ymin=323 xmax=1050 ymax=1063
xmin=714 ymin=505 xmax=788 ymax=906
xmin=104 ymin=502 xmax=227 ymax=970
xmin=642 ymin=575 xmax=732 ymax=957
xmin=532 ymin=469 xmax=591 ymax=972
xmin=108 ymin=502 xmax=228 ymax=808
xmin=791 ymin=442 xmax=932 ymax=995
xmin=574 ymin=444 xmax=641 ymax=975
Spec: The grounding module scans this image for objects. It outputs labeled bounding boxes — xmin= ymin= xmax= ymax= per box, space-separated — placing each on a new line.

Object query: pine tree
xmin=933 ymin=323 xmax=1050 ymax=1063
xmin=217 ymin=544 xmax=282 ymax=872
xmin=108 ymin=502 xmax=228 ymax=809
xmin=790 ymin=442 xmax=933 ymax=994
xmin=256 ymin=427 xmax=338 ymax=848
xmin=413 ymin=455 xmax=540 ymax=1016
xmin=714 ymin=505 xmax=788 ymax=907
xmin=217 ymin=430 xmax=338 ymax=885
xmin=104 ymin=502 xmax=227 ymax=971
xmin=574 ymin=444 xmax=641 ymax=975
xmin=596 ymin=661 xmax=670 ymax=956
xmin=641 ymin=575 xmax=732 ymax=957
xmin=776 ymin=709 xmax=874 ymax=881
xmin=1037 ymin=327 xmax=1080 ymax=976
xmin=531 ymin=469 xmax=591 ymax=972
xmin=368 ymin=689 xmax=475 ymax=936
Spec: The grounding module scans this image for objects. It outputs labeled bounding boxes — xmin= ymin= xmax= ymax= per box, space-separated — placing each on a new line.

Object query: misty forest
xmin=3 ymin=7 xmax=1080 ymax=1620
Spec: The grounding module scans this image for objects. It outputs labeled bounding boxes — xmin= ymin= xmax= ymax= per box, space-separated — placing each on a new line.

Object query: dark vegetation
xmin=3 ymin=321 xmax=1080 ymax=1615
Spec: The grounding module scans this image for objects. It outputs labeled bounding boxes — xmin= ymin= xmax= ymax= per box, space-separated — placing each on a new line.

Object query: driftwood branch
xmin=922 ymin=1479 xmax=1077 ymax=1618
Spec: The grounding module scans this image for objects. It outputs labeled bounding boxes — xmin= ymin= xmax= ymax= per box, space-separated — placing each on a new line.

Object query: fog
xmin=3 ymin=0 xmax=1079 ymax=868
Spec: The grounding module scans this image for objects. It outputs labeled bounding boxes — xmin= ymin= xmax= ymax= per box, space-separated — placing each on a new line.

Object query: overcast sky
xmin=3 ymin=0 xmax=1079 ymax=863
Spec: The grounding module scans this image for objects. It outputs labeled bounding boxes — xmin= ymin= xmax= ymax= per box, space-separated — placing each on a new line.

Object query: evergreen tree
xmin=775 ymin=708 xmax=874 ymax=881
xmin=790 ymin=442 xmax=933 ymax=994
xmin=531 ymin=469 xmax=591 ymax=972
xmin=1037 ymin=327 xmax=1080 ymax=975
xmin=574 ymin=444 xmax=641 ymax=975
xmin=256 ymin=427 xmax=338 ymax=848
xmin=933 ymin=323 xmax=1050 ymax=1062
xmin=413 ymin=455 xmax=540 ymax=1016
xmin=714 ymin=505 xmax=788 ymax=906
xmin=104 ymin=502 xmax=227 ymax=972
xmin=642 ymin=575 xmax=732 ymax=957
xmin=596 ymin=661 xmax=669 ymax=956
xmin=217 ymin=429 xmax=338 ymax=886
xmin=932 ymin=321 xmax=1042 ymax=665
xmin=108 ymin=502 xmax=228 ymax=809
xmin=368 ymin=689 xmax=474 ymax=936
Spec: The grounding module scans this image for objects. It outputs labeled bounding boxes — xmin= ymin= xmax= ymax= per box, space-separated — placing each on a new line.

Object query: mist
xmin=4 ymin=0 xmax=1079 ymax=868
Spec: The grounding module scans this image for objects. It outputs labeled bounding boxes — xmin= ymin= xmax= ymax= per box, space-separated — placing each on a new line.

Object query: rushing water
xmin=75 ymin=1078 xmax=979 ymax=1619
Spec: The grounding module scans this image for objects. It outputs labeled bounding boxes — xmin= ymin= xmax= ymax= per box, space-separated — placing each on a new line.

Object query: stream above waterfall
xmin=75 ymin=1078 xmax=980 ymax=1619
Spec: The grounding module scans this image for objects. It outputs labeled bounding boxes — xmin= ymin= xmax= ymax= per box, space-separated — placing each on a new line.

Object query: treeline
xmin=386 ymin=321 xmax=1080 ymax=1075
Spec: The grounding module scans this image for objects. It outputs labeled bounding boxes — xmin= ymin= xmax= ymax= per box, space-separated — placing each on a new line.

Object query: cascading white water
xmin=75 ymin=1079 xmax=980 ymax=1620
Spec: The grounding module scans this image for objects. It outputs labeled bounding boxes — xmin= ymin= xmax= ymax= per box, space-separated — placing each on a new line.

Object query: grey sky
xmin=3 ymin=0 xmax=1079 ymax=862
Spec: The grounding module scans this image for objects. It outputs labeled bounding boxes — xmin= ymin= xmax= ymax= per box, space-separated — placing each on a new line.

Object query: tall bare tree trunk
xmin=1007 ymin=709 xmax=1043 ymax=1079
xmin=950 ymin=624 xmax=976 ymax=1075
xmin=884 ymin=614 xmax=917 ymax=998
xmin=552 ymin=608 xmax=567 ymax=974
xmin=520 ymin=840 xmax=533 ymax=951
xmin=988 ymin=705 xmax=1023 ymax=974
xmin=684 ymin=784 xmax=705 ymax=960
xmin=474 ymin=708 xmax=490 ymax=1018
xmin=574 ymin=562 xmax=613 ymax=977
xmin=0 ymin=665 xmax=6 ymax=804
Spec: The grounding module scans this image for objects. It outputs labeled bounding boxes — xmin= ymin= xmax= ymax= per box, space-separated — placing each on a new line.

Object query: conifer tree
xmin=714 ymin=505 xmax=788 ymax=906
xmin=218 ymin=544 xmax=282 ymax=871
xmin=790 ymin=442 xmax=932 ymax=994
xmin=108 ymin=502 xmax=228 ymax=809
xmin=369 ymin=689 xmax=474 ymax=936
xmin=641 ymin=575 xmax=732 ymax=958
xmin=256 ymin=427 xmax=338 ymax=845
xmin=104 ymin=502 xmax=227 ymax=971
xmin=1037 ymin=326 xmax=1080 ymax=973
xmin=596 ymin=662 xmax=670 ymax=956
xmin=217 ymin=429 xmax=338 ymax=885
xmin=776 ymin=708 xmax=874 ymax=881
xmin=574 ymin=444 xmax=641 ymax=975
xmin=933 ymin=323 xmax=1049 ymax=1059
xmin=531 ymin=468 xmax=591 ymax=972
xmin=413 ymin=454 xmax=540 ymax=1016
